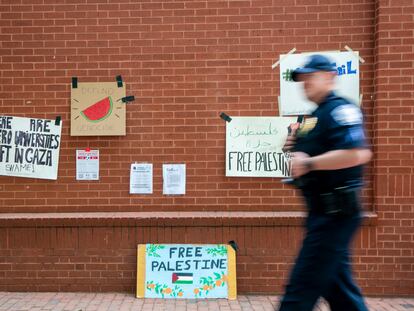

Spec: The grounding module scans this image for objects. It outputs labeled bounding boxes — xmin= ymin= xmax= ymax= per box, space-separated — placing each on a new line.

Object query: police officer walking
xmin=278 ymin=55 xmax=372 ymax=311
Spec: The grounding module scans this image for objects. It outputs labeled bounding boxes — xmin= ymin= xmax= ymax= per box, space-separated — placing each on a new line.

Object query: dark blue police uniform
xmin=278 ymin=92 xmax=369 ymax=311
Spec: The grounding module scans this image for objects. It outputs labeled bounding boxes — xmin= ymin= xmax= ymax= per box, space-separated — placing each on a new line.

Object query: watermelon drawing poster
xmin=0 ymin=115 xmax=62 ymax=180
xmin=71 ymin=82 xmax=126 ymax=136
xmin=136 ymin=244 xmax=237 ymax=299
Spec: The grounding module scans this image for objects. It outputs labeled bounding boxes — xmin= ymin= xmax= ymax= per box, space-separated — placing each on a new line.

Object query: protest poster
xmin=71 ymin=81 xmax=126 ymax=136
xmin=226 ymin=117 xmax=296 ymax=177
xmin=0 ymin=116 xmax=62 ymax=180
xmin=279 ymin=51 xmax=360 ymax=115
xmin=137 ymin=244 xmax=237 ymax=299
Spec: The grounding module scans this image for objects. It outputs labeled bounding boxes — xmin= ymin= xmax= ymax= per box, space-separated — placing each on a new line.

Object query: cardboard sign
xmin=226 ymin=117 xmax=296 ymax=177
xmin=71 ymin=82 xmax=126 ymax=136
xmin=0 ymin=116 xmax=62 ymax=180
xmin=137 ymin=244 xmax=237 ymax=299
xmin=279 ymin=51 xmax=360 ymax=115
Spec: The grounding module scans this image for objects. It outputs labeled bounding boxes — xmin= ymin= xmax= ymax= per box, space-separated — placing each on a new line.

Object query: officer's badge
xmin=297 ymin=117 xmax=318 ymax=137
xmin=331 ymin=104 xmax=362 ymax=126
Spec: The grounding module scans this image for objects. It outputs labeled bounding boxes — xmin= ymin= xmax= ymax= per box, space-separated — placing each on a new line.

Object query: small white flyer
xmin=130 ymin=163 xmax=153 ymax=194
xmin=163 ymin=164 xmax=186 ymax=195
xmin=76 ymin=149 xmax=99 ymax=180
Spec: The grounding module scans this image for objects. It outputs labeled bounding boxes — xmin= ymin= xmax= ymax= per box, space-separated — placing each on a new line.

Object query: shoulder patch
xmin=296 ymin=117 xmax=318 ymax=137
xmin=330 ymin=104 xmax=362 ymax=126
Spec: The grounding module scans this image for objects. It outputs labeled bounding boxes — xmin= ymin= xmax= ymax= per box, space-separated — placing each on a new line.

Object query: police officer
xmin=278 ymin=54 xmax=372 ymax=311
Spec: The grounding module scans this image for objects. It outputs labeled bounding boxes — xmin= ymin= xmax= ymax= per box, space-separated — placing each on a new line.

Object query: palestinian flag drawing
xmin=172 ymin=273 xmax=193 ymax=284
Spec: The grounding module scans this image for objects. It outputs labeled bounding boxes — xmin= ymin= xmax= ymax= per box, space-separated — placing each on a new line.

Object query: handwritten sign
xmin=137 ymin=244 xmax=237 ymax=299
xmin=71 ymin=82 xmax=126 ymax=136
xmin=0 ymin=116 xmax=62 ymax=180
xmin=279 ymin=51 xmax=360 ymax=115
xmin=226 ymin=117 xmax=296 ymax=177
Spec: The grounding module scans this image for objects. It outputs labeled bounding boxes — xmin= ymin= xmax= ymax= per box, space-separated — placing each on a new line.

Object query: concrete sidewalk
xmin=0 ymin=292 xmax=413 ymax=311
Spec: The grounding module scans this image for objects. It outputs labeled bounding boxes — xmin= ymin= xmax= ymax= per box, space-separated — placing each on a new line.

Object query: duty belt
xmin=306 ymin=186 xmax=362 ymax=216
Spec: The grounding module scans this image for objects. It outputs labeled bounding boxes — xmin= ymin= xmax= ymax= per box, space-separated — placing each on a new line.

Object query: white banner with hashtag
xmin=279 ymin=51 xmax=360 ymax=116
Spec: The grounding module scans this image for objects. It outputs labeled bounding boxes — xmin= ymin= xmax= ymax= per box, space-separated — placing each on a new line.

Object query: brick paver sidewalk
xmin=0 ymin=292 xmax=413 ymax=311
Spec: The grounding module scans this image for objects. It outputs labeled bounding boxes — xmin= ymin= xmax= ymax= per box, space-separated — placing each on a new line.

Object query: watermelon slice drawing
xmin=81 ymin=96 xmax=113 ymax=123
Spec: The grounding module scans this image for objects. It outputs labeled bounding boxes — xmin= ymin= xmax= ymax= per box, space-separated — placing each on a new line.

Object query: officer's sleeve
xmin=325 ymin=103 xmax=368 ymax=150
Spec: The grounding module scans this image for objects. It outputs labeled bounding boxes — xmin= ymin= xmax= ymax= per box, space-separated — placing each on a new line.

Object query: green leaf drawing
xmin=146 ymin=281 xmax=184 ymax=298
xmin=194 ymin=271 xmax=228 ymax=297
xmin=146 ymin=244 xmax=165 ymax=257
xmin=206 ymin=245 xmax=227 ymax=257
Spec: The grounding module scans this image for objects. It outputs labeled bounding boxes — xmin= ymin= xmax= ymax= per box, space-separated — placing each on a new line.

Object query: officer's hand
xmin=282 ymin=136 xmax=296 ymax=153
xmin=291 ymin=152 xmax=311 ymax=178
xmin=282 ymin=123 xmax=300 ymax=153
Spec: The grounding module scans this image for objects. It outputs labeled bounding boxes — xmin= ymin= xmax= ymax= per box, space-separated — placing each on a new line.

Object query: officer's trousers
xmin=278 ymin=212 xmax=368 ymax=311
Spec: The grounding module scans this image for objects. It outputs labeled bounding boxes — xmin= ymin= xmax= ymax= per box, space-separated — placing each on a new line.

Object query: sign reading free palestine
xmin=136 ymin=244 xmax=237 ymax=299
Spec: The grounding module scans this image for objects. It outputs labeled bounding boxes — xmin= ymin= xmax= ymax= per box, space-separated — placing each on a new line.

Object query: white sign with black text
xmin=0 ymin=116 xmax=62 ymax=180
xmin=226 ymin=117 xmax=296 ymax=177
xmin=163 ymin=164 xmax=186 ymax=195
xmin=130 ymin=163 xmax=153 ymax=194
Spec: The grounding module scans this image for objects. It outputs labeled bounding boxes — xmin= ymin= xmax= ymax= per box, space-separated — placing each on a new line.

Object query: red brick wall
xmin=371 ymin=0 xmax=414 ymax=296
xmin=0 ymin=0 xmax=375 ymax=213
xmin=0 ymin=0 xmax=412 ymax=296
xmin=0 ymin=214 xmax=377 ymax=293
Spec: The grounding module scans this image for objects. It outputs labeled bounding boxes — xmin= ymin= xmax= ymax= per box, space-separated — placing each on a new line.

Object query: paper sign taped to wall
xmin=163 ymin=164 xmax=186 ymax=195
xmin=76 ymin=149 xmax=99 ymax=180
xmin=130 ymin=163 xmax=153 ymax=194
